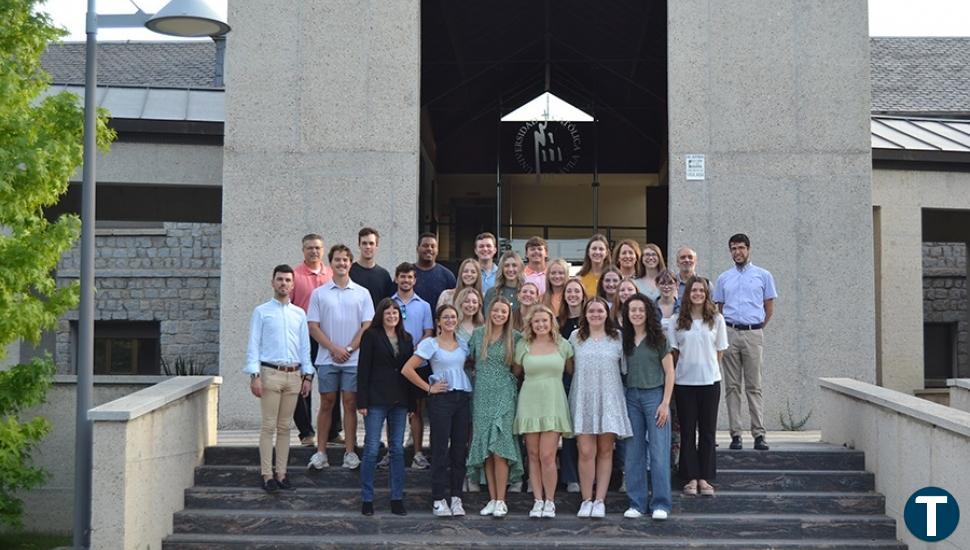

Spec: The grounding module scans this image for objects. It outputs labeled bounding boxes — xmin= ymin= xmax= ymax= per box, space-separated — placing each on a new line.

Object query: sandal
xmin=698 ymin=481 xmax=715 ymax=496
xmin=682 ymin=481 xmax=698 ymax=496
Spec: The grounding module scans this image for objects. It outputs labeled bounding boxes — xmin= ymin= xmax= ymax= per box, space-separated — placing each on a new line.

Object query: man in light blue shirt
xmin=713 ymin=234 xmax=778 ymax=451
xmin=475 ymin=232 xmax=499 ymax=296
xmin=244 ymin=264 xmax=315 ymax=492
xmin=390 ymin=262 xmax=434 ymax=469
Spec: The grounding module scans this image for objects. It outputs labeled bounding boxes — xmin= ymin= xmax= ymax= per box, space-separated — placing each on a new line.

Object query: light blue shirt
xmin=713 ymin=263 xmax=778 ymax=325
xmin=480 ymin=263 xmax=499 ymax=296
xmin=415 ymin=337 xmax=472 ymax=392
xmin=244 ymin=299 xmax=314 ymax=375
xmin=391 ymin=292 xmax=434 ymax=345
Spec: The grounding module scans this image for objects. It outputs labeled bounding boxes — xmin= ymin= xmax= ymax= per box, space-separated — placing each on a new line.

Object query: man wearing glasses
xmin=390 ymin=262 xmax=435 ymax=469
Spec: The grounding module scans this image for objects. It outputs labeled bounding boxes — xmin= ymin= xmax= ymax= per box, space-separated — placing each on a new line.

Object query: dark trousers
xmin=675 ymin=382 xmax=720 ymax=482
xmin=295 ymin=338 xmax=340 ymax=439
xmin=428 ymin=391 xmax=471 ymax=501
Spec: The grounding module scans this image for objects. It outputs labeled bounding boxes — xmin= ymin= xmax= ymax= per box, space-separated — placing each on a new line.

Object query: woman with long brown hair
xmin=667 ymin=276 xmax=727 ymax=498
xmin=634 ymin=243 xmax=666 ymax=301
xmin=577 ymin=234 xmax=611 ymax=297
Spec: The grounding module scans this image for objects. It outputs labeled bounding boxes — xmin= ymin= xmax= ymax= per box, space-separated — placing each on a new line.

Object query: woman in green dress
xmin=513 ymin=305 xmax=574 ymax=519
xmin=466 ymin=297 xmax=522 ymax=517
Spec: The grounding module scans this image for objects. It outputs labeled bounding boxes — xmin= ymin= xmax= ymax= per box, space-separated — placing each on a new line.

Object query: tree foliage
xmin=0 ymin=0 xmax=115 ymax=528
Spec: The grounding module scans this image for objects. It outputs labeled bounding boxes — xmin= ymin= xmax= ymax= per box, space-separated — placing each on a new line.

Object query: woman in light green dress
xmin=513 ymin=305 xmax=574 ymax=518
xmin=466 ymin=297 xmax=521 ymax=517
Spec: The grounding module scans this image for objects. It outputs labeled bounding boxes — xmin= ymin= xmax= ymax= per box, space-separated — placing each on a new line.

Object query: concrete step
xmin=164 ymin=533 xmax=906 ymax=549
xmin=203 ymin=445 xmax=866 ymax=471
xmin=183 ymin=486 xmax=888 ymax=515
xmin=171 ymin=509 xmax=898 ymax=540
xmin=194 ymin=465 xmax=876 ymax=492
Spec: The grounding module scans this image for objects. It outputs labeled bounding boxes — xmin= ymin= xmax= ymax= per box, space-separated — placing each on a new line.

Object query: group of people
xmin=244 ymin=228 xmax=777 ymax=521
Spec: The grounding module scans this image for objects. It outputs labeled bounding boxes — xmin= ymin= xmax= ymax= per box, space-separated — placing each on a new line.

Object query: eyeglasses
xmin=658 ymin=281 xmax=676 ymax=287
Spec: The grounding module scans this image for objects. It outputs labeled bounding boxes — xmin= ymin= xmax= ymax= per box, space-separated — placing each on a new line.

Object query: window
xmin=923 ymin=322 xmax=956 ymax=388
xmin=74 ymin=321 xmax=161 ymax=375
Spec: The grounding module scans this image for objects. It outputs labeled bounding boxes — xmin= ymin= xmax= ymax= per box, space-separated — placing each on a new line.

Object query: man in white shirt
xmin=244 ymin=264 xmax=315 ymax=492
xmin=307 ymin=245 xmax=375 ymax=470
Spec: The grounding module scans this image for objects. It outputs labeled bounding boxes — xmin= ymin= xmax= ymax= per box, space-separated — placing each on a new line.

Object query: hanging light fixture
xmin=145 ymin=0 xmax=230 ymax=37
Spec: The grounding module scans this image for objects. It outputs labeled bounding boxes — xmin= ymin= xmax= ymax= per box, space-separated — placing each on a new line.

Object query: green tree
xmin=0 ymin=0 xmax=115 ymax=528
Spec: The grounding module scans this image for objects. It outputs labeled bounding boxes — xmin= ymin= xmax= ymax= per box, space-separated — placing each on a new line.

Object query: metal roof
xmin=37 ymin=84 xmax=224 ymax=122
xmin=871 ymin=115 xmax=970 ymax=152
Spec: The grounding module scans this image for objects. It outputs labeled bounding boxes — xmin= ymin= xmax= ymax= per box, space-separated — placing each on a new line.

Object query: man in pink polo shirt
xmin=523 ymin=236 xmax=549 ymax=295
xmin=291 ymin=233 xmax=335 ymax=447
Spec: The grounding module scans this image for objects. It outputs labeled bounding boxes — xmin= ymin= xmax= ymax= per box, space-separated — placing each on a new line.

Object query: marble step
xmin=164 ymin=533 xmax=906 ymax=549
xmin=183 ymin=486 xmax=887 ymax=515
xmin=171 ymin=509 xmax=898 ymax=540
xmin=195 ymin=465 xmax=876 ymax=492
xmin=204 ymin=445 xmax=866 ymax=471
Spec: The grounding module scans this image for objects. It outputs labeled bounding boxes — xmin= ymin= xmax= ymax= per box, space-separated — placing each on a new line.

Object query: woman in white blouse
xmin=667 ymin=276 xmax=727 ymax=497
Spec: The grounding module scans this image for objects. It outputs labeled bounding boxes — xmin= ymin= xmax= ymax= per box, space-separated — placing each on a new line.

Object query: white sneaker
xmin=433 ymin=499 xmax=452 ymax=517
xmin=507 ymin=481 xmax=523 ymax=492
xmin=342 ymin=451 xmax=361 ymax=469
xmin=376 ymin=454 xmax=390 ymax=469
xmin=411 ymin=452 xmax=430 ymax=470
xmin=450 ymin=497 xmax=465 ymax=516
xmin=529 ymin=499 xmax=544 ymax=518
xmin=624 ymin=507 xmax=644 ymax=518
xmin=480 ymin=500 xmax=497 ymax=516
xmin=590 ymin=500 xmax=606 ymax=518
xmin=577 ymin=499 xmax=593 ymax=518
xmin=652 ymin=509 xmax=669 ymax=520
xmin=307 ymin=451 xmax=328 ymax=470
xmin=541 ymin=499 xmax=556 ymax=518
xmin=493 ymin=500 xmax=508 ymax=517
xmin=566 ymin=482 xmax=580 ymax=493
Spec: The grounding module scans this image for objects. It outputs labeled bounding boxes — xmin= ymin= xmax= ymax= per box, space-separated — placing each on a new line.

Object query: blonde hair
xmin=521 ymin=305 xmax=562 ymax=346
xmin=494 ymin=251 xmax=525 ymax=290
xmin=455 ymin=287 xmax=485 ymax=327
xmin=455 ymin=258 xmax=484 ymax=295
xmin=481 ymin=297 xmax=515 ymax=362
xmin=543 ymin=258 xmax=571 ymax=309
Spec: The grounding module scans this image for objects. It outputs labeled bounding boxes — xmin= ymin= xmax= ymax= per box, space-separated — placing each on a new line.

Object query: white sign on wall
xmin=685 ymin=154 xmax=706 ymax=180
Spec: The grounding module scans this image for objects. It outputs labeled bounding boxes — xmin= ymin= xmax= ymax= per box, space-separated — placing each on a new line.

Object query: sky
xmin=37 ymin=0 xmax=970 ymax=41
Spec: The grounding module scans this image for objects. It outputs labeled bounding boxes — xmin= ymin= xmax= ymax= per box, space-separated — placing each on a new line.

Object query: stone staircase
xmin=163 ymin=443 xmax=906 ymax=549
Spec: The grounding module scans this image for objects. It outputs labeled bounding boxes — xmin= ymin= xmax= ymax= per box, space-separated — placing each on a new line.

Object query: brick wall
xmin=923 ymin=242 xmax=968 ymax=376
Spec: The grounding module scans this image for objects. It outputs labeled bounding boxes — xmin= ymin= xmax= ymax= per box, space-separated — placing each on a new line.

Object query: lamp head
xmin=145 ymin=0 xmax=230 ymax=37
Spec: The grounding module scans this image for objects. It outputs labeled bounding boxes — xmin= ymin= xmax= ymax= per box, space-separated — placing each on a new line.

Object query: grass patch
xmin=0 ymin=533 xmax=72 ymax=549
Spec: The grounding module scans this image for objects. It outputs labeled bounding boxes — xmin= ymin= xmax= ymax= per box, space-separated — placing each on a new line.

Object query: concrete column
xmin=667 ymin=1 xmax=875 ymax=428
xmin=219 ymin=1 xmax=421 ymax=427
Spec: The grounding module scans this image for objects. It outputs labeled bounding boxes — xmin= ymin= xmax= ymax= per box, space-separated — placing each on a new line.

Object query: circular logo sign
xmin=903 ymin=486 xmax=960 ymax=541
xmin=512 ymin=120 xmax=582 ymax=174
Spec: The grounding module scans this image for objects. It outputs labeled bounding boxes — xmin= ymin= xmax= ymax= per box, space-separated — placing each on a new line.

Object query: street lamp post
xmin=73 ymin=2 xmax=229 ymax=547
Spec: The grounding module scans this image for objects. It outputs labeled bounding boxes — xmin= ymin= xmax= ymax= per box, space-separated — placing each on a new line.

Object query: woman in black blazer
xmin=358 ymin=298 xmax=414 ymax=516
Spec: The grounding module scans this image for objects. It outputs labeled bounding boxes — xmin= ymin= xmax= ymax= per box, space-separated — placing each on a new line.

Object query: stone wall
xmin=54 ymin=223 xmax=221 ymax=374
xmin=923 ymin=241 xmax=968 ymax=375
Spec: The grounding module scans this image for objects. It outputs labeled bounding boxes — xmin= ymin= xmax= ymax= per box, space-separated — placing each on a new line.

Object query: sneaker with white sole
xmin=411 ymin=452 xmax=430 ymax=470
xmin=480 ymin=500 xmax=497 ymax=515
xmin=307 ymin=451 xmax=328 ymax=470
xmin=450 ymin=497 xmax=465 ymax=516
xmin=566 ymin=482 xmax=580 ymax=493
xmin=433 ymin=499 xmax=452 ymax=517
xmin=529 ymin=499 xmax=544 ymax=518
xmin=342 ymin=451 xmax=361 ymax=469
xmin=577 ymin=499 xmax=593 ymax=518
xmin=651 ymin=509 xmax=669 ymax=520
xmin=541 ymin=500 xmax=556 ymax=518
xmin=623 ymin=507 xmax=644 ymax=518
xmin=590 ymin=500 xmax=606 ymax=518
xmin=376 ymin=454 xmax=390 ymax=469
xmin=493 ymin=500 xmax=508 ymax=517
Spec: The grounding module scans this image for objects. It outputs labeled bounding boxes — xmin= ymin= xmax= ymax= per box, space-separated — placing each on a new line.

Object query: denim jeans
xmin=624 ymin=386 xmax=672 ymax=513
xmin=360 ymin=405 xmax=407 ymax=502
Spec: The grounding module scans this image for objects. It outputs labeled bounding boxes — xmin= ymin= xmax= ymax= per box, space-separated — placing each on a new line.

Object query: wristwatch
xmin=302 ymin=374 xmax=314 ymax=383
xmin=345 ymin=346 xmax=354 ymax=354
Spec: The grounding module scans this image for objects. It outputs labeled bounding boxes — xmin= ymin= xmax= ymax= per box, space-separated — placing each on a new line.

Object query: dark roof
xmin=41 ymin=41 xmax=220 ymax=90
xmin=871 ymin=37 xmax=970 ymax=116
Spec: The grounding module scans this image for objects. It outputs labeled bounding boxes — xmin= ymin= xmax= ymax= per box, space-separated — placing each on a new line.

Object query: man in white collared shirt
xmin=307 ymin=244 xmax=375 ymax=470
xmin=244 ymin=264 xmax=315 ymax=492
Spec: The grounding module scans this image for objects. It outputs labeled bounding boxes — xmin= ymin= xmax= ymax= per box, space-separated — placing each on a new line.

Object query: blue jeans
xmin=360 ymin=405 xmax=407 ymax=502
xmin=624 ymin=386 xmax=672 ymax=513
